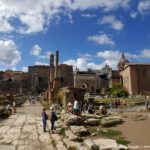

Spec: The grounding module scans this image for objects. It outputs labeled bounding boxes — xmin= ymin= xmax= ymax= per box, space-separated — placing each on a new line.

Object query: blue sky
xmin=0 ymin=0 xmax=150 ymax=72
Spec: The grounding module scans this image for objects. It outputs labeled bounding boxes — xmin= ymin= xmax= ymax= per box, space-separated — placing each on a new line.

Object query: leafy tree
xmin=110 ymin=83 xmax=129 ymax=97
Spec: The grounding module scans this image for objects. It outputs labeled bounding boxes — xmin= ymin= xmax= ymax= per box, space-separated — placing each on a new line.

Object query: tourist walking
xmin=109 ymin=100 xmax=113 ymax=111
xmin=73 ymin=99 xmax=80 ymax=116
xmin=7 ymin=104 xmax=12 ymax=115
xmin=42 ymin=108 xmax=48 ymax=132
xmin=50 ymin=108 xmax=58 ymax=133
xmin=144 ymin=96 xmax=149 ymax=111
xmin=13 ymin=101 xmax=16 ymax=113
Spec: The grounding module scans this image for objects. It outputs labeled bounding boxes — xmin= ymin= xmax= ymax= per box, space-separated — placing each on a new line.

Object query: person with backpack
xmin=42 ymin=108 xmax=48 ymax=132
xmin=50 ymin=108 xmax=58 ymax=133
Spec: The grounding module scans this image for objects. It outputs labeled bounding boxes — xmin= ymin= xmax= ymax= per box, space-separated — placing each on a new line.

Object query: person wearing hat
xmin=42 ymin=108 xmax=48 ymax=132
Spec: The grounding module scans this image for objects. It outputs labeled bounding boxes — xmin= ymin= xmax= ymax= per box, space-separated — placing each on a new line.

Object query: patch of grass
xmin=67 ymin=147 xmax=76 ymax=150
xmin=88 ymin=127 xmax=97 ymax=133
xmin=51 ymin=139 xmax=56 ymax=147
xmin=59 ymin=128 xmax=65 ymax=136
xmin=116 ymin=139 xmax=130 ymax=146
xmin=100 ymin=129 xmax=130 ymax=146
xmin=100 ymin=129 xmax=122 ymax=138
xmin=40 ymin=100 xmax=50 ymax=109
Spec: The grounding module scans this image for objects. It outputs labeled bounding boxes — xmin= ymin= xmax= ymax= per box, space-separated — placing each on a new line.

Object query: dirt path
xmin=17 ymin=100 xmax=44 ymax=116
xmin=112 ymin=112 xmax=150 ymax=150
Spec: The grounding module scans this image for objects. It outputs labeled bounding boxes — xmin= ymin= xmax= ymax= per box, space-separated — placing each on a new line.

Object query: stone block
xmin=84 ymin=139 xmax=99 ymax=150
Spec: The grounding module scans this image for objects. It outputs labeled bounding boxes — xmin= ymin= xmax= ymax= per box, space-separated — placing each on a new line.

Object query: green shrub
xmin=110 ymin=83 xmax=129 ymax=98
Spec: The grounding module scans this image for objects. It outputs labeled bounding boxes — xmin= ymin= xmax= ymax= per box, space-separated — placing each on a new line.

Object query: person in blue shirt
xmin=42 ymin=108 xmax=48 ymax=132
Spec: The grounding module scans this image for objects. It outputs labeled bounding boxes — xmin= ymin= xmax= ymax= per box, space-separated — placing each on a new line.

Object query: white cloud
xmin=22 ymin=66 xmax=28 ymax=72
xmin=63 ymin=57 xmax=103 ymax=71
xmin=97 ymin=50 xmax=121 ymax=69
xmin=81 ymin=13 xmax=96 ymax=18
xmin=99 ymin=15 xmax=124 ymax=30
xmin=0 ymin=18 xmax=14 ymax=32
xmin=18 ymin=14 xmax=45 ymax=34
xmin=0 ymin=39 xmax=21 ymax=67
xmin=138 ymin=0 xmax=150 ymax=15
xmin=78 ymin=53 xmax=94 ymax=59
xmin=87 ymin=33 xmax=115 ymax=46
xmin=63 ymin=50 xmax=145 ymax=71
xmin=97 ymin=50 xmax=120 ymax=60
xmin=30 ymin=44 xmax=42 ymax=56
xmin=68 ymin=0 xmax=130 ymax=11
xmin=140 ymin=49 xmax=150 ymax=58
xmin=0 ymin=0 xmax=62 ymax=34
xmin=35 ymin=61 xmax=49 ymax=66
xmin=130 ymin=12 xmax=137 ymax=19
xmin=0 ymin=0 xmax=130 ymax=34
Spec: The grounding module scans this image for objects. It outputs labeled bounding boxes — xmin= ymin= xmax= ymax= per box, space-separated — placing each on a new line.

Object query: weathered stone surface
xmin=82 ymin=114 xmax=104 ymax=119
xmin=28 ymin=131 xmax=38 ymax=140
xmin=39 ymin=133 xmax=51 ymax=144
xmin=94 ymin=139 xmax=128 ymax=150
xmin=133 ymin=114 xmax=146 ymax=121
xmin=0 ymin=101 xmax=57 ymax=150
xmin=76 ymin=142 xmax=89 ymax=150
xmin=118 ymin=144 xmax=129 ymax=150
xmin=3 ymin=128 xmax=21 ymax=143
xmin=84 ymin=139 xmax=99 ymax=150
xmin=63 ymin=114 xmax=84 ymax=126
xmin=51 ymin=134 xmax=61 ymax=142
xmin=84 ymin=118 xmax=100 ymax=126
xmin=12 ymin=139 xmax=19 ymax=145
xmin=0 ymin=145 xmax=16 ymax=150
xmin=63 ymin=138 xmax=76 ymax=149
xmin=0 ymin=126 xmax=11 ymax=134
xmin=101 ymin=116 xmax=123 ymax=127
xmin=22 ymin=125 xmax=36 ymax=132
xmin=20 ymin=131 xmax=30 ymax=139
xmin=65 ymin=130 xmax=82 ymax=142
xmin=56 ymin=141 xmax=67 ymax=150
xmin=94 ymin=139 xmax=117 ymax=150
xmin=70 ymin=126 xmax=89 ymax=136
xmin=3 ymin=119 xmax=16 ymax=126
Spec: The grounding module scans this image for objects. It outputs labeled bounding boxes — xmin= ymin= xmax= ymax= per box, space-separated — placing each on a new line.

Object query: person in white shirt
xmin=13 ymin=101 xmax=16 ymax=113
xmin=7 ymin=104 xmax=12 ymax=114
xmin=73 ymin=99 xmax=80 ymax=116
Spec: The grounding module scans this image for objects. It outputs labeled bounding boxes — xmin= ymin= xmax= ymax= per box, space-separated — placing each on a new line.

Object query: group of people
xmin=66 ymin=99 xmax=95 ymax=115
xmin=6 ymin=101 xmax=16 ymax=115
xmin=109 ymin=99 xmax=127 ymax=110
xmin=42 ymin=107 xmax=58 ymax=133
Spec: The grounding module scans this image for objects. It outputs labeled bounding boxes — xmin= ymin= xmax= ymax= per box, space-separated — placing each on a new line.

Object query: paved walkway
xmin=0 ymin=101 xmax=55 ymax=150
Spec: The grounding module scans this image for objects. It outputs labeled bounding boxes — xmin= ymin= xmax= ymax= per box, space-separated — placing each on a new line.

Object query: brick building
xmin=28 ymin=65 xmax=50 ymax=93
xmin=120 ymin=63 xmax=150 ymax=95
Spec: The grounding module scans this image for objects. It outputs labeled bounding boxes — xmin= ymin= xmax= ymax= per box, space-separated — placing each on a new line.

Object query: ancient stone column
xmin=50 ymin=53 xmax=55 ymax=83
xmin=55 ymin=50 xmax=59 ymax=78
